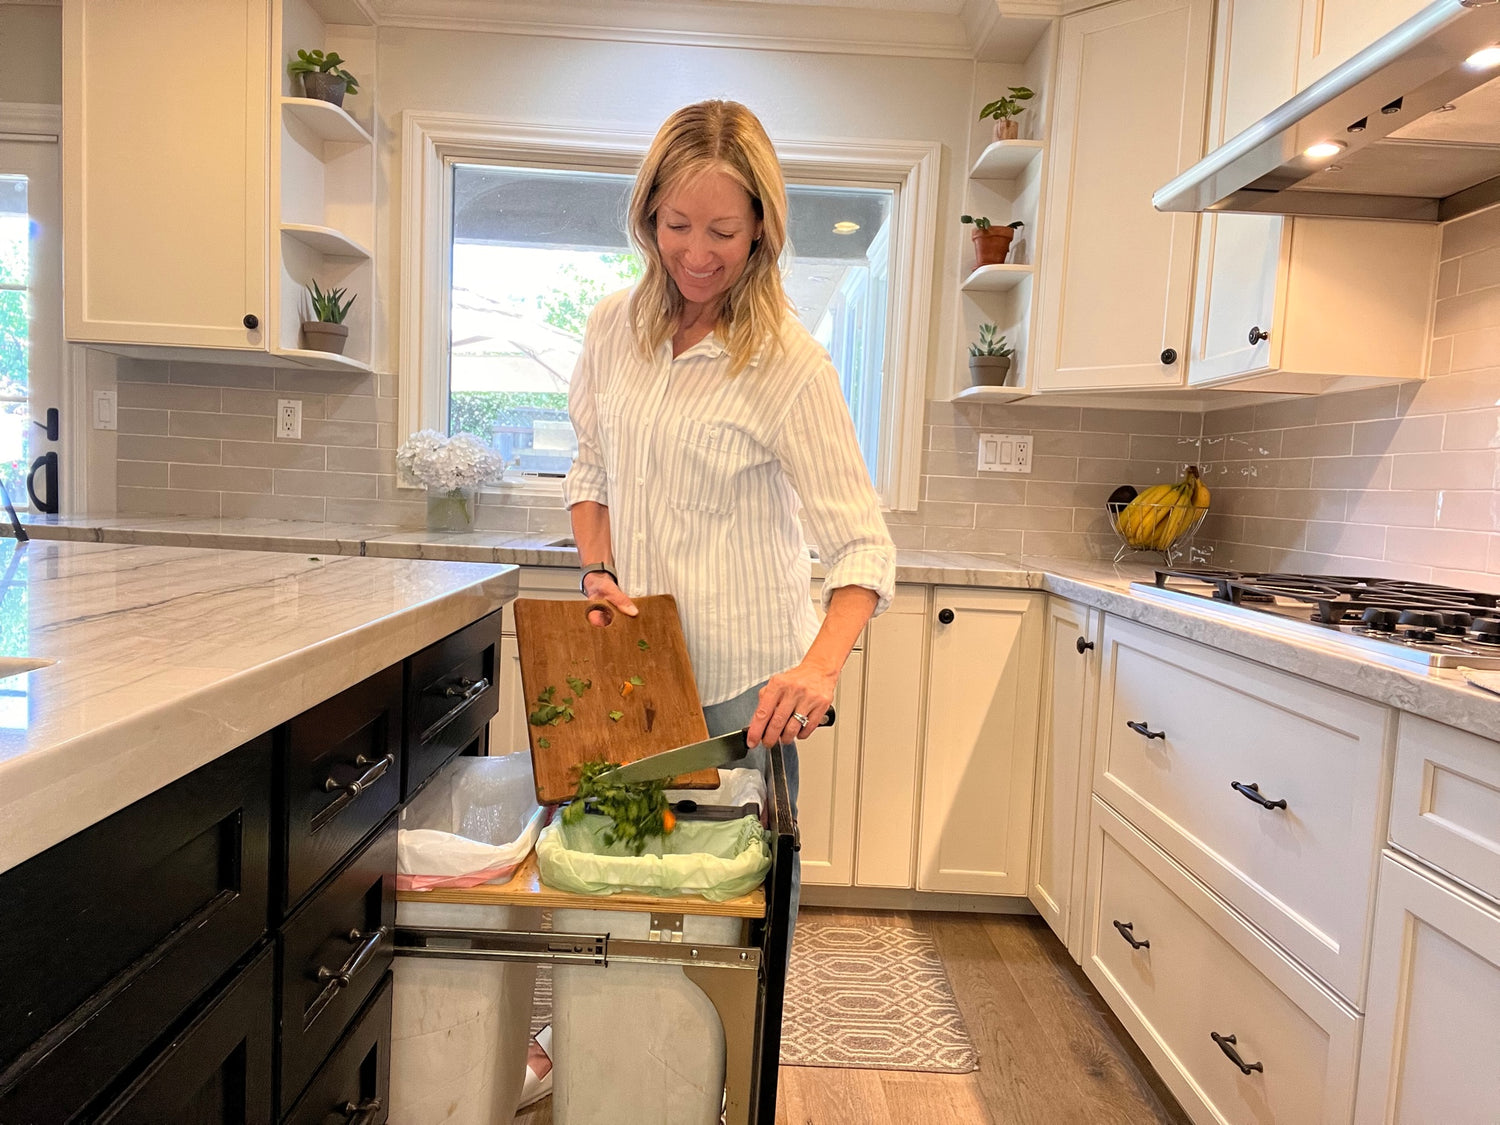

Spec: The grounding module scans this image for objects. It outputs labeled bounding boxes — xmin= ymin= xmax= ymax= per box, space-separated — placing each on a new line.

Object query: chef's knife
xmin=593 ymin=707 xmax=835 ymax=785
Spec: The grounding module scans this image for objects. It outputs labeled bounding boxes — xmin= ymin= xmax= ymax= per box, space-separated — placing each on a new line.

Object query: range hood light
xmin=1465 ymin=44 xmax=1500 ymax=68
xmin=1303 ymin=140 xmax=1346 ymax=160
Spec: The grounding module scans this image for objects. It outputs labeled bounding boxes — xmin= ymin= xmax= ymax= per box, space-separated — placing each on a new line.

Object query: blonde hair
xmin=627 ymin=100 xmax=790 ymax=375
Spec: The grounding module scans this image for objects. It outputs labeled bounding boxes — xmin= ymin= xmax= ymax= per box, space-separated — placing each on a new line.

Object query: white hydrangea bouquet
xmin=397 ymin=429 xmax=502 ymax=531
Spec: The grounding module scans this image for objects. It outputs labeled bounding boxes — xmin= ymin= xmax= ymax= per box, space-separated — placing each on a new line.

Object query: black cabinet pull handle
xmin=1211 ymin=1031 xmax=1264 ymax=1075
xmin=1112 ymin=919 xmax=1149 ymax=949
xmin=1076 ymin=636 xmax=1095 ymax=654
xmin=1248 ymin=325 xmax=1269 ymax=345
xmin=1160 ymin=347 xmax=1178 ymax=365
xmin=1231 ymin=780 xmax=1288 ymax=811
xmin=305 ymin=926 xmax=390 ymax=1029
xmin=312 ymin=752 xmax=395 ymax=833
xmin=1126 ymin=720 xmax=1165 ymax=740
xmin=419 ymin=675 xmax=493 ymax=743
xmin=343 ymin=1100 xmax=383 ymax=1125
xmin=243 ymin=313 xmax=259 ymax=330
xmin=938 ymin=608 xmax=955 ymax=625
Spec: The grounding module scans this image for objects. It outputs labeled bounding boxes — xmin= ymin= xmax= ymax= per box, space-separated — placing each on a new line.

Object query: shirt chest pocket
xmin=665 ymin=419 xmax=762 ymax=516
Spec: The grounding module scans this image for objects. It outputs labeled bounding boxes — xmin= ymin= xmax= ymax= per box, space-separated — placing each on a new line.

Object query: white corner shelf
xmin=281 ymin=223 xmax=372 ymax=259
xmin=961 ymin=263 xmax=1034 ymax=292
xmin=969 ymin=140 xmax=1045 ymax=180
xmin=306 ymin=0 xmax=376 ymax=24
xmin=280 ymin=97 xmax=373 ymax=146
xmin=953 ymin=383 xmax=1031 ymax=404
xmin=274 ymin=347 xmax=374 ymax=374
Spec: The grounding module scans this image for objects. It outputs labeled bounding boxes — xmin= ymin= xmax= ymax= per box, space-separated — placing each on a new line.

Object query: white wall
xmin=0 ymin=4 xmax=61 ymax=105
xmin=373 ymin=25 xmax=1031 ymax=398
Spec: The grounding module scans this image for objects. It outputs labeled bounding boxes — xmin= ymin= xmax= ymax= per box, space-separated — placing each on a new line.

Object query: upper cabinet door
xmin=1298 ymin=0 xmax=1434 ymax=90
xmin=1033 ymin=0 xmax=1214 ymax=392
xmin=64 ymin=0 xmax=269 ymax=349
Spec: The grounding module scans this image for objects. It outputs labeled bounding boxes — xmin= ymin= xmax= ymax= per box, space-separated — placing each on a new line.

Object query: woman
xmin=563 ymin=100 xmax=895 ymax=899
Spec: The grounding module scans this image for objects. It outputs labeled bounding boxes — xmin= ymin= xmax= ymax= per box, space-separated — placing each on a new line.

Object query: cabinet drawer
xmin=1094 ymin=616 xmax=1391 ymax=1001
xmin=283 ymin=664 xmax=402 ymax=914
xmin=280 ymin=817 xmax=397 ymax=1114
xmin=1390 ymin=714 xmax=1500 ymax=906
xmin=405 ymin=609 xmax=501 ymax=799
xmin=93 ymin=943 xmax=275 ymax=1125
xmin=285 ymin=973 xmax=392 ymax=1125
xmin=1086 ymin=800 xmax=1360 ymax=1125
xmin=0 ymin=737 xmax=271 ymax=1121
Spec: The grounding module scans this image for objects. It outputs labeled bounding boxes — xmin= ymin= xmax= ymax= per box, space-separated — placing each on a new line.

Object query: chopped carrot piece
xmin=662 ymin=810 xmax=676 ymax=833
xmin=621 ymin=681 xmax=634 ymax=696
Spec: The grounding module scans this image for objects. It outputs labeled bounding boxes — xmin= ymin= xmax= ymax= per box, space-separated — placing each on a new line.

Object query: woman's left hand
xmin=746 ymin=661 xmax=837 ymax=748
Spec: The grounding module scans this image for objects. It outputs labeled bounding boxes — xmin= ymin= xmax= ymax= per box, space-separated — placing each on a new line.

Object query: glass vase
xmin=426 ymin=486 xmax=477 ymax=532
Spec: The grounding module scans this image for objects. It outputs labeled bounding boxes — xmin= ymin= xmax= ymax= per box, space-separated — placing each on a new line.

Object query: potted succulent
xmin=302 ymin=280 xmax=355 ymax=355
xmin=980 ymin=86 xmax=1035 ymax=140
xmin=968 ymin=324 xmax=1015 ymax=386
xmin=288 ymin=49 xmax=360 ymax=107
xmin=961 ymin=215 xmax=1024 ymax=267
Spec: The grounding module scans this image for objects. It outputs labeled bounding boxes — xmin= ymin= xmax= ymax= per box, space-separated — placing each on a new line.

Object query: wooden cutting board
xmin=513 ymin=594 xmax=720 ymax=802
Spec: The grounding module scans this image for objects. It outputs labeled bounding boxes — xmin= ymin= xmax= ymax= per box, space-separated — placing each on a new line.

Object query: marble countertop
xmin=16 ymin=515 xmax=1500 ymax=746
xmin=0 ymin=539 xmax=518 ymax=875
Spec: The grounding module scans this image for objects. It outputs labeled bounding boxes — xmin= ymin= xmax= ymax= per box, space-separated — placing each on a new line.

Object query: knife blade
xmin=592 ymin=707 xmax=834 ymax=786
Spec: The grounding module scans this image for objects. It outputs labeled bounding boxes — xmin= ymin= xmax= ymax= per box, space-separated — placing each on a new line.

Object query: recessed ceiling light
xmin=1304 ymin=140 xmax=1346 ymax=160
xmin=832 ymin=221 xmax=860 ymax=235
xmin=1466 ymin=45 xmax=1500 ymax=69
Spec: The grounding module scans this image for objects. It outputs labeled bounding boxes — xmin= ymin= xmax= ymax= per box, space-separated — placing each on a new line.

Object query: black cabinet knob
xmin=243 ymin=313 xmax=260 ymax=330
xmin=1160 ymin=347 xmax=1178 ymax=365
xmin=1248 ymin=326 xmax=1269 ymax=345
xmin=1076 ymin=636 xmax=1095 ymax=654
xmin=938 ymin=608 xmax=955 ymax=625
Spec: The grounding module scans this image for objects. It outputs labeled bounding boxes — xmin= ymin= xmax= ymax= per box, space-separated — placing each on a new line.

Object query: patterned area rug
xmin=779 ymin=919 xmax=980 ymax=1073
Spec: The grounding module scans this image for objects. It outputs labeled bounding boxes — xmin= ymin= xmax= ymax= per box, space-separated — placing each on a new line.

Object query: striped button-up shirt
xmin=562 ymin=289 xmax=895 ymax=706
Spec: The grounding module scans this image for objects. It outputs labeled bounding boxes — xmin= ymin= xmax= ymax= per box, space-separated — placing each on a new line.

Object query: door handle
xmin=1231 ymin=780 xmax=1288 ymax=811
xmin=1126 ymin=720 xmax=1165 ymax=740
xmin=1210 ymin=1031 xmax=1264 ymax=1075
xmin=26 ymin=451 xmax=56 ymax=515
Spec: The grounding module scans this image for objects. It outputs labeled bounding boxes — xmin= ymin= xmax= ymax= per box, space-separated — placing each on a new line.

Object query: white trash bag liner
xmin=398 ymin=752 xmax=544 ymax=891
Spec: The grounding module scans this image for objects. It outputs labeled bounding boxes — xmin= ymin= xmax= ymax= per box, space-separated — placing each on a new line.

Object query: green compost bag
xmin=535 ymin=812 xmax=771 ymax=902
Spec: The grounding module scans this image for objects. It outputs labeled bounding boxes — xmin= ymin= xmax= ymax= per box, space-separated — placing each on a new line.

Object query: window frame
xmin=399 ymin=111 xmax=938 ymax=510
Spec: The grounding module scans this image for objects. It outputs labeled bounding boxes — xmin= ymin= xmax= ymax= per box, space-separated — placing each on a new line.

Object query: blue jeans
xmin=702 ymin=683 xmax=800 ymax=954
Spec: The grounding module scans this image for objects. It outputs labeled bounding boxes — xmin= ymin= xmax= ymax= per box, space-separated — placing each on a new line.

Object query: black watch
xmin=579 ymin=562 xmax=618 ymax=594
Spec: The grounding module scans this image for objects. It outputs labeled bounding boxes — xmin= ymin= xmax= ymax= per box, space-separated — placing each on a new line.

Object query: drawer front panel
xmin=280 ymin=816 xmax=397 ymax=1114
xmin=285 ymin=973 xmax=392 ymax=1125
xmin=1095 ymin=616 xmax=1390 ymax=999
xmin=405 ymin=609 xmax=501 ymax=799
xmin=1390 ymin=714 xmax=1500 ymax=906
xmin=93 ymin=944 xmax=275 ymax=1125
xmin=0 ymin=737 xmax=271 ymax=1120
xmin=1087 ymin=800 xmax=1359 ymax=1125
xmin=285 ymin=664 xmax=403 ymax=913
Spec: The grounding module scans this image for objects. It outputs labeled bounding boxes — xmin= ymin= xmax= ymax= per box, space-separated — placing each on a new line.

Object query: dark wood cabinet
xmin=0 ymin=737 xmax=272 ymax=1122
xmin=92 ymin=945 xmax=275 ymax=1125
xmin=284 ymin=975 xmax=392 ymax=1125
xmin=404 ymin=608 xmax=502 ymax=798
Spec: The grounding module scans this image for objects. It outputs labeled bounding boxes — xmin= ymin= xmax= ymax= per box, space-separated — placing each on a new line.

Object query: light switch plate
xmin=276 ymin=399 xmax=302 ymax=440
xmin=92 ymin=390 xmax=117 ymax=431
xmin=978 ymin=433 xmax=1032 ymax=474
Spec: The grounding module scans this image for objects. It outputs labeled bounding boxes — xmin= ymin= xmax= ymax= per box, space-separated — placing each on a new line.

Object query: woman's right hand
xmin=582 ymin=571 xmax=638 ymax=627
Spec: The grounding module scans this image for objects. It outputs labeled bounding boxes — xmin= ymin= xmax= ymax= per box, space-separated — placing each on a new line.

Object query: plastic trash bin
xmin=542 ymin=769 xmax=769 ymax=1125
xmin=391 ymin=753 xmax=545 ymax=1125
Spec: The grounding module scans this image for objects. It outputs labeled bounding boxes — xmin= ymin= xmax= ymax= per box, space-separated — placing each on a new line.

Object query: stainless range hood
xmin=1155 ymin=0 xmax=1500 ymax=222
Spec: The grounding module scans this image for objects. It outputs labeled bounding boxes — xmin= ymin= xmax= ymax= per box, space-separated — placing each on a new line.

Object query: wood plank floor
xmin=516 ymin=906 xmax=1190 ymax=1125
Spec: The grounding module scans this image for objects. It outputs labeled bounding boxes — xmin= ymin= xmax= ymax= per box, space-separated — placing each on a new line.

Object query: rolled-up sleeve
xmin=561 ymin=305 xmax=609 ymax=509
xmin=771 ymin=362 xmax=896 ymax=617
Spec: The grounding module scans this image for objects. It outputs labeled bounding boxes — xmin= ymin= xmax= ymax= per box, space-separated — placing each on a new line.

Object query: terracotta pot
xmin=969 ymin=355 xmax=1012 ymax=386
xmin=971 ymin=226 xmax=1017 ymax=268
xmin=300 ymin=71 xmax=347 ymax=106
xmin=302 ymin=321 xmax=349 ymax=355
xmin=994 ymin=118 xmax=1020 ymax=141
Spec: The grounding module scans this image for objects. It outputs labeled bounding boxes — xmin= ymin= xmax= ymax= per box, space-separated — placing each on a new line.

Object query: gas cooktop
xmin=1133 ymin=567 xmax=1500 ymax=670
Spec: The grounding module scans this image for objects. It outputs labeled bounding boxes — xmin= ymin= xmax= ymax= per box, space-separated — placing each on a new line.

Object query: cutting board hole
xmin=584 ymin=600 xmax=615 ymax=627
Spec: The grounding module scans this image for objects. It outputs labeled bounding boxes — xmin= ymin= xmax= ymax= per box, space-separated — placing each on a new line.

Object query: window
xmin=0 ymin=174 xmax=31 ymax=505
xmin=402 ymin=117 xmax=937 ymax=508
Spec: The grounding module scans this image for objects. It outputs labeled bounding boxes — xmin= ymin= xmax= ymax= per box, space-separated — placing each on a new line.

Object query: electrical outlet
xmin=276 ymin=399 xmax=302 ymax=440
xmin=977 ymin=433 xmax=1033 ymax=474
xmin=92 ymin=390 xmax=117 ymax=431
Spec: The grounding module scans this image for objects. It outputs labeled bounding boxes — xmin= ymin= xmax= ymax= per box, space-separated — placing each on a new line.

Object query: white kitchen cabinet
xmin=796 ymin=648 xmax=864 ymax=887
xmin=1028 ymin=597 xmax=1100 ymax=961
xmin=63 ymin=0 xmax=377 ymax=373
xmin=1188 ymin=0 xmax=1439 ymax=391
xmin=1031 ymin=0 xmax=1213 ymax=392
xmin=1297 ymin=0 xmax=1433 ymax=92
xmin=916 ymin=588 xmax=1044 ymax=895
xmin=853 ymin=585 xmax=928 ymax=889
xmin=1354 ymin=852 xmax=1500 ymax=1124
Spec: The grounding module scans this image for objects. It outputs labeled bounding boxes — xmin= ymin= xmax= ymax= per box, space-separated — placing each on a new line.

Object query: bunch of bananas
xmin=1112 ymin=466 xmax=1210 ymax=552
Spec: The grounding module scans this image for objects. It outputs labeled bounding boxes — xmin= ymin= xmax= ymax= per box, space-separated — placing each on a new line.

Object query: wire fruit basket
xmin=1107 ymin=501 xmax=1209 ymax=566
